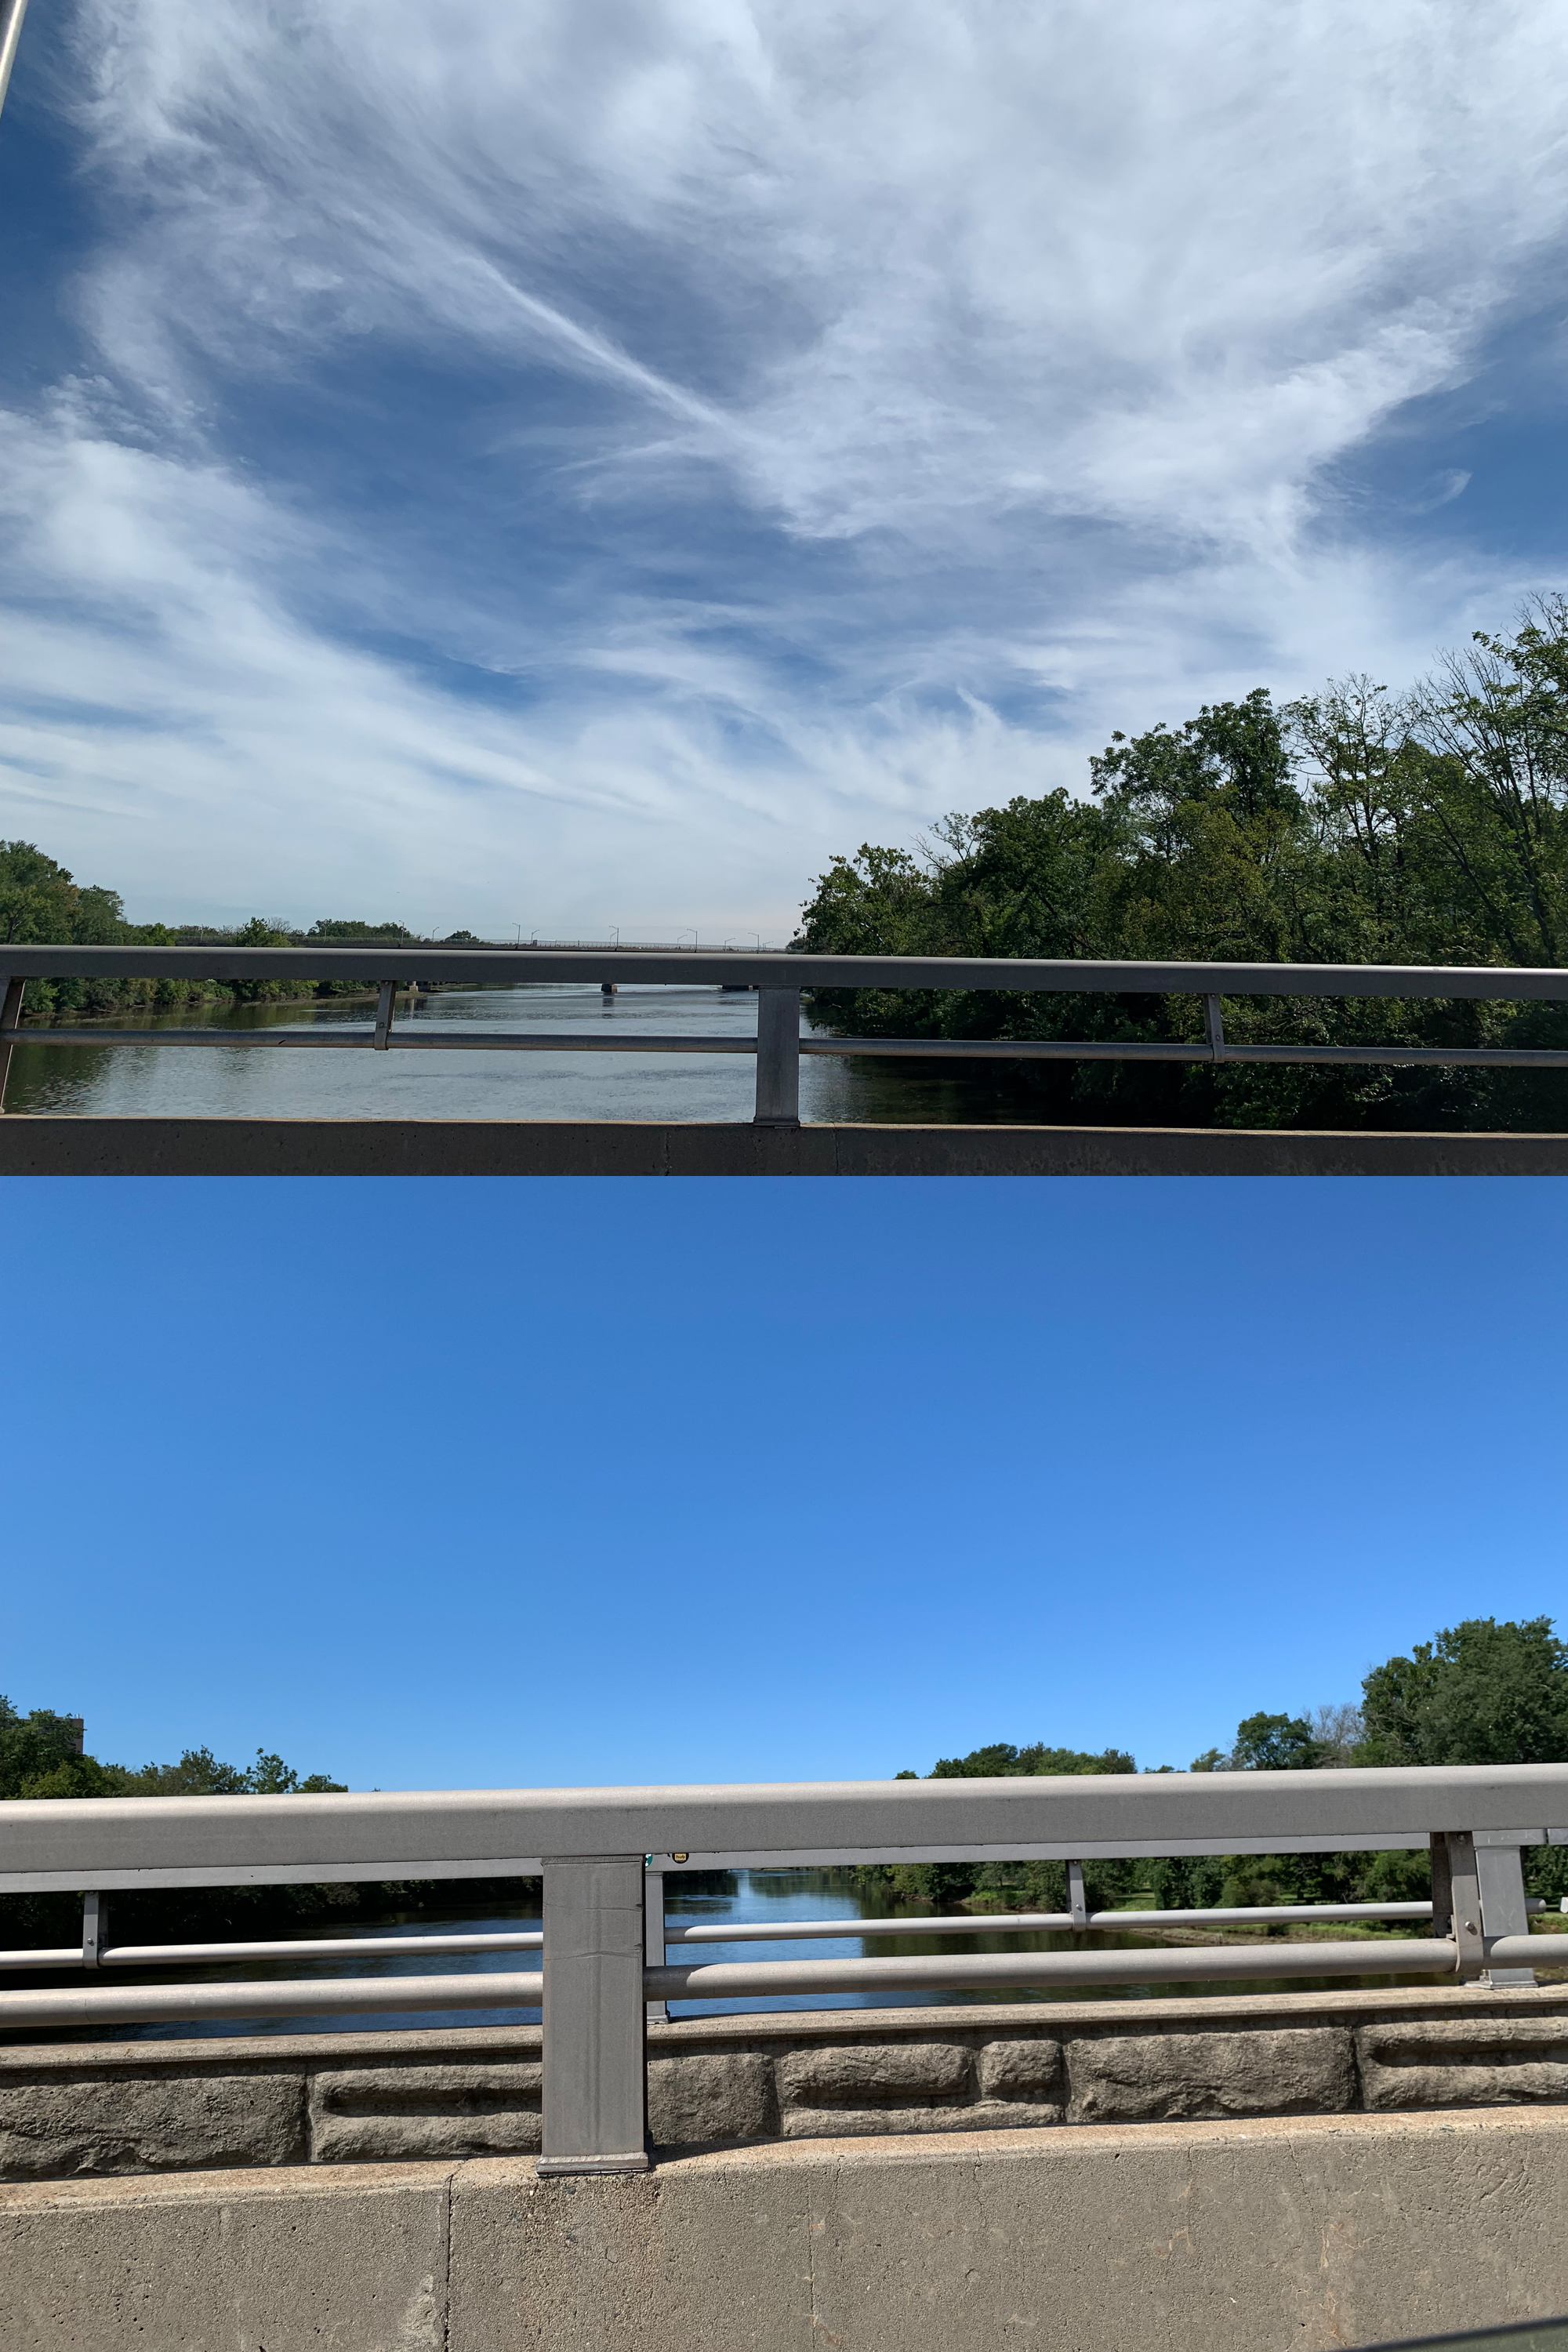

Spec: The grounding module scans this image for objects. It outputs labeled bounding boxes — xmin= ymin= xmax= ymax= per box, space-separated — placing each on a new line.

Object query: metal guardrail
xmin=4 ymin=948 xmax=1568 ymax=1124
xmin=2 ymin=1766 xmax=1566 ymax=2172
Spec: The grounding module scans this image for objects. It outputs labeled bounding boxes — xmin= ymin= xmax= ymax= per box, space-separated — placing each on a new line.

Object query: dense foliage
xmin=0 ymin=841 xmax=478 ymax=1022
xmin=1359 ymin=1617 xmax=1568 ymax=1767
xmin=0 ymin=1700 xmax=345 ymax=1804
xmin=794 ymin=601 xmax=1568 ymax=1130
xmin=862 ymin=1617 xmax=1568 ymax=1913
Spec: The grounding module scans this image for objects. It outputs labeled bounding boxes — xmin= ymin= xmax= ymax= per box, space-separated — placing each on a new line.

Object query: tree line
xmin=861 ymin=1616 xmax=1568 ymax=1914
xmin=8 ymin=1616 xmax=1563 ymax=1947
xmin=0 ymin=1701 xmax=535 ymax=1951
xmin=0 ymin=841 xmax=488 ymax=1022
xmin=794 ymin=598 xmax=1568 ymax=1131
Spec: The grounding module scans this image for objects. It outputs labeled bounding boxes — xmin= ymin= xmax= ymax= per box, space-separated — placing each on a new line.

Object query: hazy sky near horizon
xmin=5 ymin=2 xmax=1568 ymax=936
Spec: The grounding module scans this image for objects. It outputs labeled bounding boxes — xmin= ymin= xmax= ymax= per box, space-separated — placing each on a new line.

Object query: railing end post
xmin=541 ymin=1855 xmax=650 ymax=2175
xmin=753 ymin=987 xmax=801 ymax=1126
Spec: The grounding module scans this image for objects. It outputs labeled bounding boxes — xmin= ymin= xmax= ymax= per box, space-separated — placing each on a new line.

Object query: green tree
xmin=927 ymin=1740 xmax=1137 ymax=1778
xmin=1359 ymin=1617 xmax=1568 ymax=1767
xmin=0 ymin=1698 xmax=347 ymax=1802
xmin=869 ymin=1739 xmax=1137 ymax=1907
xmin=0 ymin=1699 xmax=125 ymax=1800
xmin=306 ymin=920 xmax=416 ymax=942
xmin=1231 ymin=1712 xmax=1323 ymax=1771
xmin=793 ymin=599 xmax=1568 ymax=1134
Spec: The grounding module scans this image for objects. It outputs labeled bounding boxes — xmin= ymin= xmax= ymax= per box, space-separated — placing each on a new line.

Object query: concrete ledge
xmin=6 ymin=2109 xmax=1568 ymax=2350
xmin=3 ymin=2159 xmax=456 ymax=2352
xmin=3 ymin=1115 xmax=1568 ymax=1175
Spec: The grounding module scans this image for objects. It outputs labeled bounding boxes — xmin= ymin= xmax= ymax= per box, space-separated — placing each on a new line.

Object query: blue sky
xmin=3 ymin=11 xmax=1567 ymax=1801
xmin=3 ymin=1178 xmax=1563 ymax=1792
xmin=5 ymin=2 xmax=1568 ymax=936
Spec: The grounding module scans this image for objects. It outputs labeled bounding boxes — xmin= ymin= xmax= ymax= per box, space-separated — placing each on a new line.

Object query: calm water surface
xmin=5 ymin=985 xmax=1049 ymax=1123
xmin=24 ymin=1869 xmax=1456 ymax=2043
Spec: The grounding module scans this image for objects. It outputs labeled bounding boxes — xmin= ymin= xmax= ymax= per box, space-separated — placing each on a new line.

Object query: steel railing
xmin=2 ymin=1765 xmax=1566 ymax=2172
xmin=4 ymin=1894 xmax=1552 ymax=1973
xmin=4 ymin=946 xmax=1568 ymax=1123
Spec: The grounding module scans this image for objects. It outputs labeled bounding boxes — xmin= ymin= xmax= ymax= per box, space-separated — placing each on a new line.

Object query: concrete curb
xmin=3 ymin=1117 xmax=1568 ymax=1175
xmin=6 ymin=2107 xmax=1568 ymax=2350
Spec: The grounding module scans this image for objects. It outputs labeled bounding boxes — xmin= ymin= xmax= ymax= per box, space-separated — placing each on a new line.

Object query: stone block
xmin=775 ymin=2041 xmax=971 ymax=2111
xmin=0 ymin=2071 xmax=305 ymax=2180
xmin=1067 ymin=2027 xmax=1355 ymax=2123
xmin=1358 ymin=2016 xmax=1568 ymax=2111
xmin=779 ymin=2102 xmax=986 ymax=2139
xmin=976 ymin=2038 xmax=1063 ymax=2102
xmin=648 ymin=2053 xmax=772 ymax=2147
xmin=310 ymin=2063 xmax=541 ymax=2163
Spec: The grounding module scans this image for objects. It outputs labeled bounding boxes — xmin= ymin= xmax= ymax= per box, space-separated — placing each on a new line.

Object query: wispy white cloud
xmin=3 ymin=1 xmax=1568 ymax=925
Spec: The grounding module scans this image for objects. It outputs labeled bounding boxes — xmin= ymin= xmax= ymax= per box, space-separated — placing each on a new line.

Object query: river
xmin=20 ymin=1868 xmax=1456 ymax=2044
xmin=2 ymin=984 xmax=1045 ymax=1123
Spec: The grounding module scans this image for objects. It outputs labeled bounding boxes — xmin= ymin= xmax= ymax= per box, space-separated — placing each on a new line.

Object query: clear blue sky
xmin=3 ymin=1174 xmax=1562 ymax=1794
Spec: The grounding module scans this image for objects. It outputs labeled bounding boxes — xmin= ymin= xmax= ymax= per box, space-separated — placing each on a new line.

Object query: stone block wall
xmin=2 ymin=1985 xmax=1566 ymax=2181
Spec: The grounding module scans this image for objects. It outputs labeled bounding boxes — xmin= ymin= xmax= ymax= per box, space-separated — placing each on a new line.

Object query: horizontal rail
xmin=1486 ymin=1934 xmax=1567 ymax=1967
xmin=806 ymin=1039 xmax=1568 ymax=1069
xmin=0 ymin=1901 xmax=1466 ymax=1974
xmin=665 ymin=1900 xmax=1461 ymax=1943
xmin=0 ymin=1029 xmax=760 ymax=1054
xmin=647 ymin=1938 xmax=1469 ymax=2002
xmin=5 ymin=946 xmax=1568 ymax=1000
xmin=0 ymin=1929 xmax=543 ymax=1972
xmin=3 ymin=1933 xmax=1564 ymax=2031
xmin=5 ymin=1768 xmax=1565 ymax=1892
xmin=13 ymin=1028 xmax=1568 ymax=1071
xmin=0 ymin=1969 xmax=546 ymax=2029
xmin=21 ymin=1933 xmax=1568 ymax=2030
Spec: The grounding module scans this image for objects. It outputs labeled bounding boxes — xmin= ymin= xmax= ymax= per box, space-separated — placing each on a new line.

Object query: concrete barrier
xmin=5 ymin=1116 xmax=1568 ymax=1176
xmin=6 ymin=2107 xmax=1568 ymax=2351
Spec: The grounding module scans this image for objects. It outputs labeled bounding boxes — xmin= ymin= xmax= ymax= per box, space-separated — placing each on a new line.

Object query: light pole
xmin=0 ymin=0 xmax=31 ymax=124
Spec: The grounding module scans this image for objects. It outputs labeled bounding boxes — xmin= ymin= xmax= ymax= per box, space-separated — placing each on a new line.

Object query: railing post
xmin=0 ymin=975 xmax=24 ymax=1111
xmin=539 ymin=1854 xmax=649 ymax=2175
xmin=1475 ymin=1839 xmax=1535 ymax=1987
xmin=644 ymin=1860 xmax=669 ymax=2022
xmin=753 ymin=989 xmax=800 ymax=1125
xmin=1066 ymin=1860 xmax=1087 ymax=1929
xmin=372 ymin=979 xmax=396 ymax=1050
xmin=1204 ymin=994 xmax=1225 ymax=1062
xmin=1431 ymin=1831 xmax=1486 ymax=1980
xmin=82 ymin=1892 xmax=104 ymax=1970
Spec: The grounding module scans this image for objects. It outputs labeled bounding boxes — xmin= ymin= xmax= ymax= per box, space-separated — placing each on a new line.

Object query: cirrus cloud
xmin=2 ymin=1 xmax=1566 ymax=929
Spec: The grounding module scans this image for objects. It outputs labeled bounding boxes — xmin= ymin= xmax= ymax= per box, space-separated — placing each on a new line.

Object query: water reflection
xmin=5 ymin=985 xmax=1055 ymax=1125
xmin=15 ymin=1868 xmax=1454 ymax=2044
